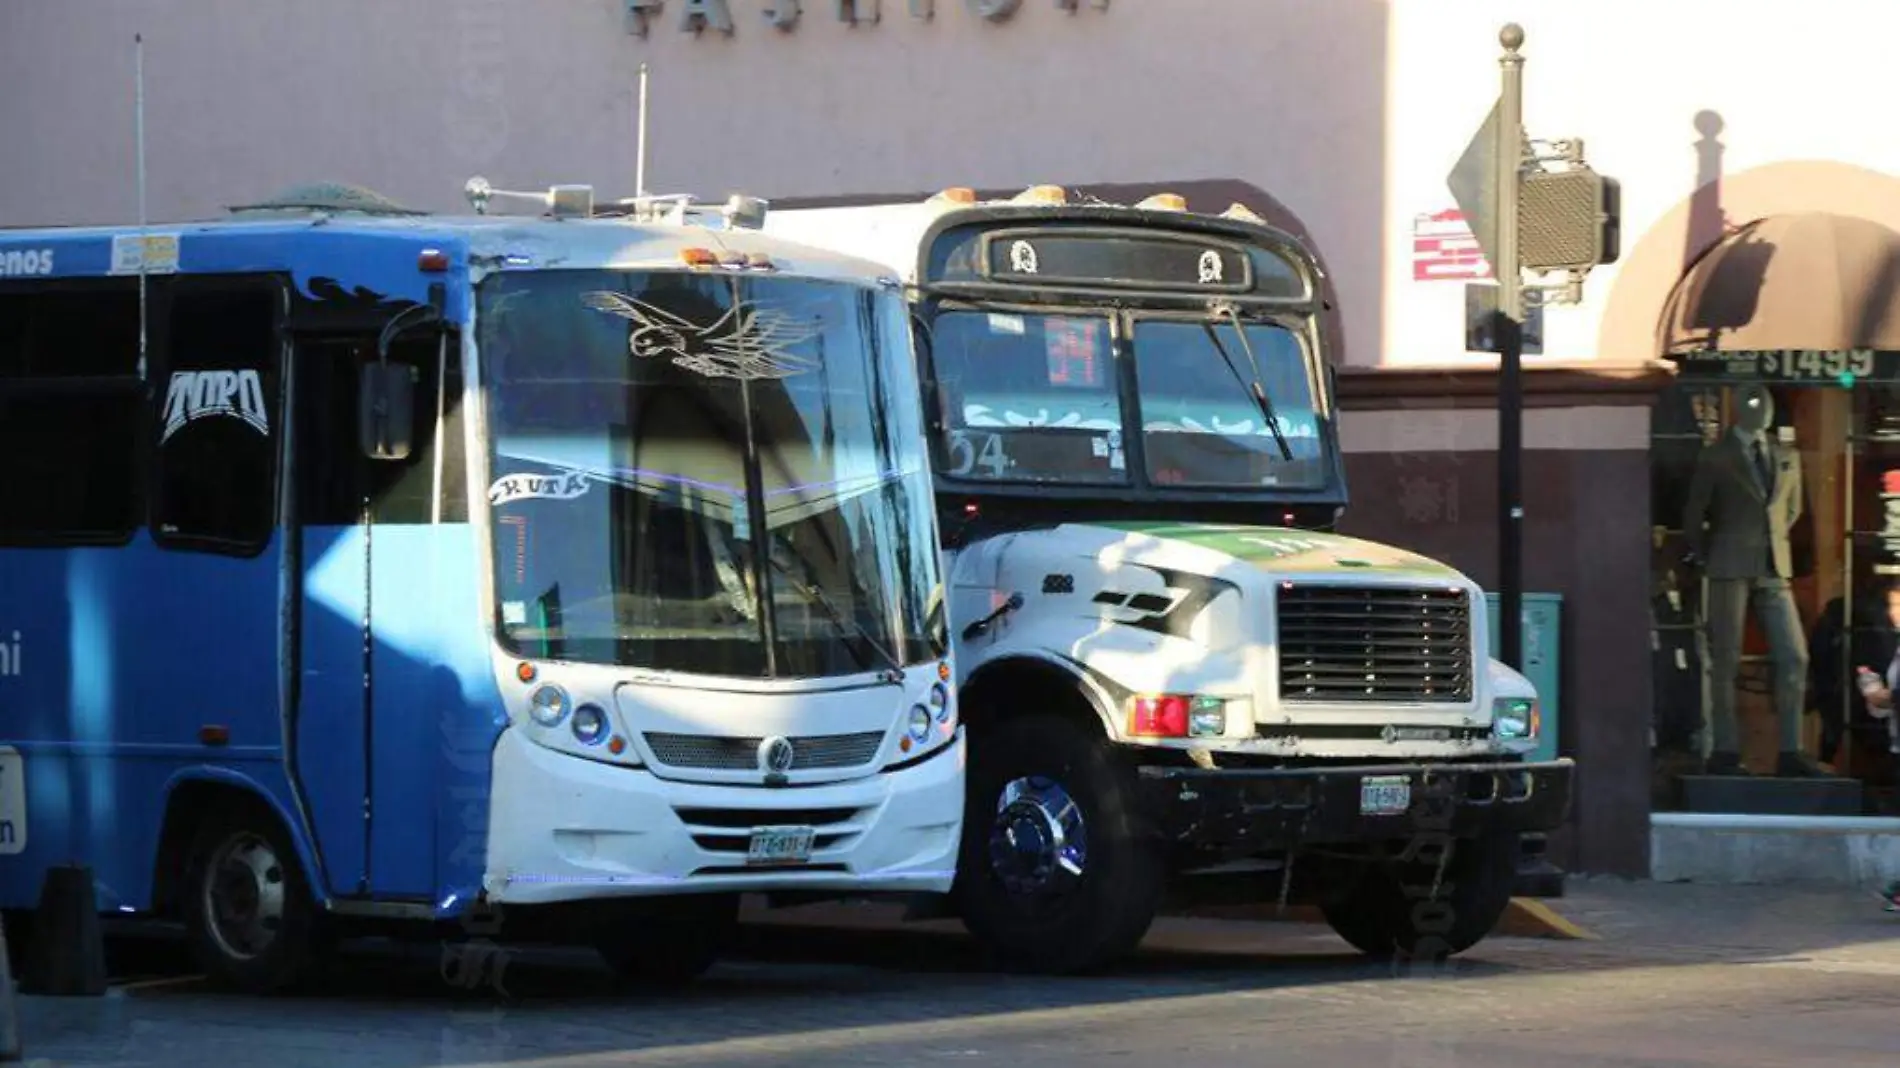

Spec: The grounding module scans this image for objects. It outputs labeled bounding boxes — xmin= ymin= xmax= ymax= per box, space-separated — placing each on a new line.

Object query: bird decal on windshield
xmin=581 ymin=290 xmax=822 ymax=380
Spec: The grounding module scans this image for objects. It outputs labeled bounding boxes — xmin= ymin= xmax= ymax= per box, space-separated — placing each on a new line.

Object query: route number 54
xmin=948 ymin=431 xmax=1010 ymax=478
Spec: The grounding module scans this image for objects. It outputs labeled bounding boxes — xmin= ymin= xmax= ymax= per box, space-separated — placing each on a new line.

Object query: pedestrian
xmin=1848 ymin=578 xmax=1900 ymax=912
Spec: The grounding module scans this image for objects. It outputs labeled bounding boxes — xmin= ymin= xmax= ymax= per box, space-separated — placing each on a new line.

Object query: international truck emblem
xmin=759 ymin=736 xmax=796 ymax=780
xmin=1383 ymin=725 xmax=1452 ymax=744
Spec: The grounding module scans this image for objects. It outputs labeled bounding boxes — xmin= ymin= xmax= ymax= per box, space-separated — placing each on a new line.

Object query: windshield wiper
xmin=763 ymin=552 xmax=907 ymax=685
xmin=1203 ymin=304 xmax=1294 ymax=462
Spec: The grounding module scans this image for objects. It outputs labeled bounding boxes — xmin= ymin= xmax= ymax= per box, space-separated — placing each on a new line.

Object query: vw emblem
xmin=759 ymin=736 xmax=796 ymax=775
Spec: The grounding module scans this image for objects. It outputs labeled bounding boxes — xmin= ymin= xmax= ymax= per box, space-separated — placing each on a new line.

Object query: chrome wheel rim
xmin=988 ymin=775 xmax=1088 ymax=896
xmin=201 ymin=831 xmax=286 ymax=961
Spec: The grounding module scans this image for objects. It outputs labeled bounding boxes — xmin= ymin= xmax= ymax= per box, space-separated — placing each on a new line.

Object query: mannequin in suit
xmin=1682 ymin=384 xmax=1831 ymax=777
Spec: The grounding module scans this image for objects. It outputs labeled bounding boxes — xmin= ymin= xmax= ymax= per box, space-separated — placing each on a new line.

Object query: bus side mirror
xmin=359 ymin=361 xmax=416 ymax=461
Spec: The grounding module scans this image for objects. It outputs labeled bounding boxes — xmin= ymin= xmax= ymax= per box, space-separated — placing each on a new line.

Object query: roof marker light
xmin=1137 ymin=193 xmax=1188 ymax=212
xmin=1012 ymin=184 xmax=1067 ymax=206
xmin=681 ymin=247 xmax=719 ymax=266
xmin=931 ymin=187 xmax=978 ymax=205
xmin=1221 ymin=202 xmax=1267 ymax=224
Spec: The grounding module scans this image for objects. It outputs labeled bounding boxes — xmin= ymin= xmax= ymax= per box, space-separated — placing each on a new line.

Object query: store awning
xmin=1665 ymin=212 xmax=1900 ymax=382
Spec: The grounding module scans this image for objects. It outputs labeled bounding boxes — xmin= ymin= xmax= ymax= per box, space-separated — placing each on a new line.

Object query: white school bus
xmin=766 ymin=186 xmax=1573 ymax=972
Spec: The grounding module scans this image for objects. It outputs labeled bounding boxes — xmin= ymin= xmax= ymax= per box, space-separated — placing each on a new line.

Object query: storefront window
xmin=1649 ymin=378 xmax=1899 ymax=814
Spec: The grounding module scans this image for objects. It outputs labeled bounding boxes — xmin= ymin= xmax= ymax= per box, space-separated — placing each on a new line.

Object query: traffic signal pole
xmin=1494 ymin=24 xmax=1526 ymax=673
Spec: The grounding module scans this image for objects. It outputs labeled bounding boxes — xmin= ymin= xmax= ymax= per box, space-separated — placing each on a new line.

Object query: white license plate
xmin=1359 ymin=775 xmax=1412 ymax=816
xmin=745 ymin=826 xmax=816 ymax=866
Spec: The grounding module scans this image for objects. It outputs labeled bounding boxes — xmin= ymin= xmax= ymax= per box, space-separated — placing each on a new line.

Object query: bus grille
xmin=642 ymin=730 xmax=886 ymax=771
xmin=1276 ymin=585 xmax=1474 ymax=704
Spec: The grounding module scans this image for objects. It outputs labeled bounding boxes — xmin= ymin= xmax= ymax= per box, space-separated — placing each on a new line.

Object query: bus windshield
xmin=478 ymin=268 xmax=945 ymax=680
xmin=929 ymin=309 xmax=1330 ymax=489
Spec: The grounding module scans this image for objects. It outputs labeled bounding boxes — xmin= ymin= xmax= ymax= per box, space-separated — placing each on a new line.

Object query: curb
xmin=742 ymin=895 xmax=1598 ymax=945
xmin=1175 ymin=897 xmax=1597 ymax=940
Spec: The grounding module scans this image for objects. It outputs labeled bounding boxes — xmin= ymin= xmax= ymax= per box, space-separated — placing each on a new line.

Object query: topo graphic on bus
xmin=160 ymin=368 xmax=271 ymax=443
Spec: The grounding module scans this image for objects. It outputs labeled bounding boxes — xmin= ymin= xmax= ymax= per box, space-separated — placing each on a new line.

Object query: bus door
xmin=291 ymin=326 xmax=466 ymax=900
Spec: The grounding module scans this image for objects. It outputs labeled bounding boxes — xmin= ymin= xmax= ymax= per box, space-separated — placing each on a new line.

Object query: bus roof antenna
xmin=636 ymin=62 xmax=651 ymax=199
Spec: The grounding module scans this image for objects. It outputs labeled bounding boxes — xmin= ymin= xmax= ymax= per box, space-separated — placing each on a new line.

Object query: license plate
xmin=745 ymin=826 xmax=816 ymax=866
xmin=1360 ymin=775 xmax=1412 ymax=816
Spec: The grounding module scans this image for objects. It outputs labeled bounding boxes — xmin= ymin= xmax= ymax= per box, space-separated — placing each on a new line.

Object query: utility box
xmin=1485 ymin=592 xmax=1562 ymax=765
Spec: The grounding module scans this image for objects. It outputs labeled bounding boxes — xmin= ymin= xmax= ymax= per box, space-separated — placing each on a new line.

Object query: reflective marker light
xmin=1493 ymin=698 xmax=1539 ymax=740
xmin=572 ymin=704 xmax=608 ymax=745
xmin=528 ymin=684 xmax=569 ymax=727
xmin=1129 ymin=695 xmax=1187 ymax=737
xmin=1127 ymin=694 xmax=1227 ymax=739
xmin=516 ymin=661 xmax=537 ymax=684
xmin=1013 ymin=184 xmax=1068 ymax=206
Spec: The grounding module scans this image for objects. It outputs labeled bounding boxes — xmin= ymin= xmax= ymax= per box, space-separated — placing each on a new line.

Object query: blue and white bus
xmin=0 ymin=182 xmax=960 ymax=992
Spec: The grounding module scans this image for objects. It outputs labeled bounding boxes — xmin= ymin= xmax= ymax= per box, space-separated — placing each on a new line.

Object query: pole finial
xmin=1500 ymin=22 xmax=1524 ymax=53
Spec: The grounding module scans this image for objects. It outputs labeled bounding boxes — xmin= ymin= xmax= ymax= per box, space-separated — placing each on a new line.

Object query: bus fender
xmin=959 ymin=652 xmax=1119 ymax=741
xmin=156 ymin=766 xmax=331 ymax=909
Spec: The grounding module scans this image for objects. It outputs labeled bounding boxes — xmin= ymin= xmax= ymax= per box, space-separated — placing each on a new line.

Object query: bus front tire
xmin=1317 ymin=830 xmax=1520 ymax=962
xmin=591 ymin=893 xmax=738 ymax=988
xmin=953 ymin=715 xmax=1164 ymax=975
xmin=181 ymin=811 xmax=325 ymax=994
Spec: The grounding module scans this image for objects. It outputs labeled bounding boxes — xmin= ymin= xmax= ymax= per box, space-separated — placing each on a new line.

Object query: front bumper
xmin=484 ymin=728 xmax=965 ymax=904
xmin=1137 ymin=758 xmax=1574 ymax=850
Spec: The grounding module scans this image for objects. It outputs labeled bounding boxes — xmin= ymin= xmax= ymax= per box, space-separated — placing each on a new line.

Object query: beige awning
xmin=1663 ymin=211 xmax=1900 ymax=353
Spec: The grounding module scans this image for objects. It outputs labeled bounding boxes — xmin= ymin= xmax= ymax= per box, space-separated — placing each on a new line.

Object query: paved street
xmin=13 ymin=879 xmax=1900 ymax=1068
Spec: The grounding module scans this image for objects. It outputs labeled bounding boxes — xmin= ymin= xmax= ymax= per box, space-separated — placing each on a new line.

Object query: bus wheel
xmin=182 ymin=812 xmax=324 ymax=994
xmin=592 ymin=893 xmax=737 ymax=989
xmin=953 ymin=715 xmax=1163 ymax=975
xmin=1317 ymin=830 xmax=1520 ymax=962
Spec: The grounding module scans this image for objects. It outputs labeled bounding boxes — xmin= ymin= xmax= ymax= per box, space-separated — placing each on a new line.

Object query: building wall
xmin=1336 ymin=379 xmax=1663 ymax=875
xmin=8 ymin=0 xmax=1900 ymax=371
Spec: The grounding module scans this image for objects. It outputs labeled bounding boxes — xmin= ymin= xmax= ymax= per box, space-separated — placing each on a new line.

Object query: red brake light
xmin=1128 ymin=695 xmax=1191 ymax=738
xmin=418 ymin=248 xmax=450 ymax=272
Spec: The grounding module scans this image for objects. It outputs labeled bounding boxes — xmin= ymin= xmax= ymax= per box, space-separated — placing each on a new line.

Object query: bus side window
xmin=291 ymin=332 xmax=466 ymax=531
xmin=0 ymin=282 xmax=145 ymax=545
xmin=152 ymin=285 xmax=281 ymax=555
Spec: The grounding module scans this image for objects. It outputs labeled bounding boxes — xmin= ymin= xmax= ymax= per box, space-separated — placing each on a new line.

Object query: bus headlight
xmin=529 ymin=684 xmax=570 ymax=727
xmin=906 ymin=704 xmax=932 ymax=743
xmin=1493 ymin=697 xmax=1539 ymax=741
xmin=571 ymin=704 xmax=608 ymax=746
xmin=930 ymin=682 xmax=953 ymax=724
